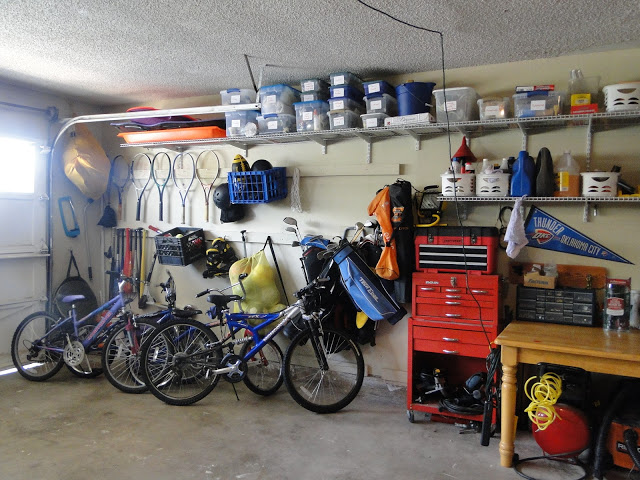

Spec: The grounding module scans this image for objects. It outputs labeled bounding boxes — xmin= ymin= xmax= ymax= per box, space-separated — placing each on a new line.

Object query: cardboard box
xmin=570 ymin=104 xmax=598 ymax=114
xmin=384 ymin=112 xmax=435 ymax=127
xmin=523 ymin=272 xmax=557 ymax=289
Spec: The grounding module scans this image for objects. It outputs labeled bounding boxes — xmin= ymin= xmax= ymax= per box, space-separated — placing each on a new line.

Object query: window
xmin=0 ymin=137 xmax=37 ymax=194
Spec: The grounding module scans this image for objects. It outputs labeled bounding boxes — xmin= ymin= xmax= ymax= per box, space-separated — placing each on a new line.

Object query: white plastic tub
xmin=603 ymin=82 xmax=640 ymax=112
xmin=476 ymin=173 xmax=510 ymax=196
xmin=581 ymin=172 xmax=619 ymax=197
xmin=440 ymin=173 xmax=476 ymax=197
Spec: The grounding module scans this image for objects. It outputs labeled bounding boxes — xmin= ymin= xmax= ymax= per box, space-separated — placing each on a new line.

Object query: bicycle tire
xmin=141 ymin=318 xmax=222 ymax=406
xmin=283 ymin=326 xmax=364 ymax=414
xmin=11 ymin=312 xmax=65 ymax=381
xmin=240 ymin=338 xmax=284 ymax=396
xmin=101 ymin=318 xmax=157 ymax=393
xmin=65 ymin=323 xmax=104 ymax=378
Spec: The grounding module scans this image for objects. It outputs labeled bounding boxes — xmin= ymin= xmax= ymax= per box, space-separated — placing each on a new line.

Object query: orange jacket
xmin=367 ymin=187 xmax=399 ymax=280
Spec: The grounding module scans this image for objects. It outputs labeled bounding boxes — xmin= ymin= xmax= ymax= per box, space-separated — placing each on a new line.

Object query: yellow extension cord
xmin=523 ymin=372 xmax=563 ymax=431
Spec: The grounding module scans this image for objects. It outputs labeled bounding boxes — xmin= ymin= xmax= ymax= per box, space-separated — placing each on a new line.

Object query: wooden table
xmin=494 ymin=321 xmax=640 ymax=468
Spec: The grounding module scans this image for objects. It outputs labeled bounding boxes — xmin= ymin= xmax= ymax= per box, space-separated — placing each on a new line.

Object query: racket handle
xmin=182 ymin=207 xmax=186 ymax=225
xmin=136 ymin=200 xmax=141 ymax=221
xmin=159 ymin=199 xmax=163 ymax=221
xmin=204 ymin=201 xmax=209 ymax=222
xmin=118 ymin=202 xmax=123 ymax=221
xmin=148 ymin=225 xmax=161 ymax=233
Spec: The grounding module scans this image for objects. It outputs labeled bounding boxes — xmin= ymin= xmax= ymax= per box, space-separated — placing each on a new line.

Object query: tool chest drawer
xmin=413 ymin=272 xmax=499 ymax=291
xmin=411 ymin=323 xmax=490 ymax=345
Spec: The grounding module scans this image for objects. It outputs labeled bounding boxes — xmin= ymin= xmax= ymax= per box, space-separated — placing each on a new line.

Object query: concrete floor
xmin=0 ymin=366 xmax=634 ymax=480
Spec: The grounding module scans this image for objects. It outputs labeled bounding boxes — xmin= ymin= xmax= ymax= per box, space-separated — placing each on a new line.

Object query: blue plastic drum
xmin=395 ymin=82 xmax=436 ymax=116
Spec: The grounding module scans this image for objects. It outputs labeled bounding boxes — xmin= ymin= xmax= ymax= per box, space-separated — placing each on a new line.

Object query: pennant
xmin=524 ymin=206 xmax=632 ymax=264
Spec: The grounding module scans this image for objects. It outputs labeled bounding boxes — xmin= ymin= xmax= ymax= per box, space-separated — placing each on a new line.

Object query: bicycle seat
xmin=207 ymin=294 xmax=242 ymax=308
xmin=174 ymin=307 xmax=202 ymax=317
xmin=57 ymin=294 xmax=86 ymax=303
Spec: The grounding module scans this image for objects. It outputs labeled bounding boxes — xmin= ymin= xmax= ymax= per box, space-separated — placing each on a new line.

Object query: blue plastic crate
xmin=228 ymin=167 xmax=287 ymax=204
xmin=363 ymin=80 xmax=396 ymax=97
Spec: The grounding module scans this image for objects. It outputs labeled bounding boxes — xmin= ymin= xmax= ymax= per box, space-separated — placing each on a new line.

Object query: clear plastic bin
xmin=478 ymin=97 xmax=511 ymax=120
xmin=361 ymin=113 xmax=389 ymax=128
xmin=257 ymin=113 xmax=296 ymax=134
xmin=365 ymin=94 xmax=398 ymax=115
xmin=433 ymin=87 xmax=479 ymax=122
xmin=513 ymin=91 xmax=564 ymax=118
xmin=301 ymin=91 xmax=330 ymax=102
xmin=300 ymin=78 xmax=330 ymax=93
xmin=329 ymin=85 xmax=364 ymax=102
xmin=294 ymin=101 xmax=330 ymax=132
xmin=225 ymin=110 xmax=260 ymax=137
xmin=328 ymin=110 xmax=361 ymax=130
xmin=328 ymin=97 xmax=365 ymax=114
xmin=329 ymin=72 xmax=363 ymax=91
xmin=257 ymin=84 xmax=301 ymax=115
xmin=220 ymin=88 xmax=256 ymax=105
xmin=363 ymin=80 xmax=395 ymax=97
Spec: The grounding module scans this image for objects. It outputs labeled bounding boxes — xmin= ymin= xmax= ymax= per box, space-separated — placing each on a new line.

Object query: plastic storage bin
xmin=476 ymin=173 xmax=510 ymax=196
xmin=257 ymin=114 xmax=296 ymax=134
xmin=220 ymin=88 xmax=256 ymax=105
xmin=361 ymin=113 xmax=388 ymax=128
xmin=257 ymin=84 xmax=301 ymax=115
xmin=329 ymin=72 xmax=364 ymax=91
xmin=478 ymin=97 xmax=511 ymax=120
xmin=363 ymin=80 xmax=395 ymax=97
xmin=225 ymin=110 xmax=260 ymax=137
xmin=433 ymin=87 xmax=479 ymax=122
xmin=513 ymin=91 xmax=564 ymax=118
xmin=328 ymin=110 xmax=361 ymax=130
xmin=365 ymin=94 xmax=398 ymax=115
xmin=329 ymin=85 xmax=364 ymax=102
xmin=155 ymin=227 xmax=206 ymax=266
xmin=603 ymin=82 xmax=640 ymax=112
xmin=294 ymin=100 xmax=330 ymax=132
xmin=301 ymin=91 xmax=330 ymax=102
xmin=228 ymin=167 xmax=287 ymax=204
xmin=440 ymin=173 xmax=476 ymax=196
xmin=300 ymin=78 xmax=330 ymax=93
xmin=581 ymin=172 xmax=619 ymax=197
xmin=328 ymin=97 xmax=365 ymax=114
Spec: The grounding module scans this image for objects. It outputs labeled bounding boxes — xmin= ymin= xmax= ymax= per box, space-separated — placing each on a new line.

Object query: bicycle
xmin=141 ymin=269 xmax=365 ymax=413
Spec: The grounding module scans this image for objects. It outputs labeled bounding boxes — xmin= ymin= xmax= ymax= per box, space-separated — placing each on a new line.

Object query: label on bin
xmin=371 ymin=99 xmax=382 ymax=110
xmin=333 ymin=99 xmax=345 ymax=110
xmin=531 ymin=100 xmax=546 ymax=111
xmin=365 ymin=117 xmax=378 ymax=128
xmin=445 ymin=101 xmax=458 ymax=112
xmin=303 ymin=81 xmax=314 ymax=91
xmin=265 ymin=95 xmax=276 ymax=104
xmin=268 ymin=121 xmax=278 ymax=130
xmin=334 ymin=75 xmax=345 ymax=85
xmin=231 ymin=119 xmax=241 ymax=127
xmin=485 ymin=105 xmax=500 ymax=116
xmin=230 ymin=94 xmax=240 ymax=104
xmin=333 ymin=88 xmax=345 ymax=97
xmin=334 ymin=116 xmax=345 ymax=126
xmin=303 ymin=111 xmax=313 ymax=121
xmin=369 ymin=83 xmax=381 ymax=93
xmin=302 ymin=93 xmax=314 ymax=101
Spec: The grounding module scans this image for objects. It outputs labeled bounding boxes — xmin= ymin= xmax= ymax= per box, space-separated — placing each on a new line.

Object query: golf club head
xmin=285 ymin=226 xmax=297 ymax=234
xmin=283 ymin=217 xmax=298 ymax=226
xmin=291 ymin=240 xmax=300 ymax=247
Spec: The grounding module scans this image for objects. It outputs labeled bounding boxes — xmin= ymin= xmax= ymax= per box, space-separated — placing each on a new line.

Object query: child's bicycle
xmin=141 ymin=271 xmax=365 ymax=413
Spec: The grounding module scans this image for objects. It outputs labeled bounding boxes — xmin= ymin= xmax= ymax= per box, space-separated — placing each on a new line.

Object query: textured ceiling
xmin=0 ymin=0 xmax=639 ymax=106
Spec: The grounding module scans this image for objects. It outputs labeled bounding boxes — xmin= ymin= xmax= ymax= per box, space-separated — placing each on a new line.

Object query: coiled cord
xmin=524 ymin=372 xmax=563 ymax=431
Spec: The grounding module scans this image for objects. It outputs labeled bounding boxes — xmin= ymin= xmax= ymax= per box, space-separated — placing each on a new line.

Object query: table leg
xmin=499 ymin=346 xmax=518 ymax=467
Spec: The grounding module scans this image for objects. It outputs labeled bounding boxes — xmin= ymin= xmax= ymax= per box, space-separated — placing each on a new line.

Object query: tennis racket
xmin=111 ymin=154 xmax=130 ymax=220
xmin=172 ymin=152 xmax=196 ymax=224
xmin=195 ymin=150 xmax=221 ymax=222
xmin=131 ymin=153 xmax=152 ymax=221
xmin=151 ymin=152 xmax=172 ymax=222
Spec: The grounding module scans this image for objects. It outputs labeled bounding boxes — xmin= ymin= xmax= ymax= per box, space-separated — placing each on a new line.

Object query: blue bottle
xmin=510 ymin=150 xmax=535 ymax=197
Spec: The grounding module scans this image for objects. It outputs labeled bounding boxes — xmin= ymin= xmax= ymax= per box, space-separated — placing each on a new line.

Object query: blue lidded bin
xmin=395 ymin=82 xmax=436 ymax=116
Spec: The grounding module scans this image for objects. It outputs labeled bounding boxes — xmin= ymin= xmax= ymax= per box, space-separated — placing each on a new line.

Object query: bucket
xmin=395 ymin=82 xmax=436 ymax=116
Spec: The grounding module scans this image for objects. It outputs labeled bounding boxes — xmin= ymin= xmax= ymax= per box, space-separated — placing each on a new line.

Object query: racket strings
xmin=131 ymin=153 xmax=152 ymax=190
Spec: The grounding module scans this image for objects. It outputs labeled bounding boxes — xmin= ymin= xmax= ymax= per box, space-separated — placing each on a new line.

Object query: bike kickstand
xmin=231 ymin=383 xmax=240 ymax=402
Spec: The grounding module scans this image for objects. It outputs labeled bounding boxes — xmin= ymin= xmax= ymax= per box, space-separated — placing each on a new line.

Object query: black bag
xmin=54 ymin=251 xmax=98 ymax=320
xmin=388 ymin=179 xmax=414 ymax=304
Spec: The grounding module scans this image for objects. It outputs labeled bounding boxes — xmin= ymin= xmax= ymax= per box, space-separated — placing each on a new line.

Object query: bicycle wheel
xmin=11 ymin=312 xmax=65 ymax=381
xmin=141 ymin=318 xmax=222 ymax=406
xmin=101 ymin=318 xmax=157 ymax=393
xmin=240 ymin=338 xmax=284 ymax=396
xmin=283 ymin=326 xmax=364 ymax=414
xmin=65 ymin=323 xmax=103 ymax=378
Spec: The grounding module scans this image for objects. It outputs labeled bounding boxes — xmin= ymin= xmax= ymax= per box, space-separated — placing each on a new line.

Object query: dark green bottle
xmin=535 ymin=147 xmax=555 ymax=197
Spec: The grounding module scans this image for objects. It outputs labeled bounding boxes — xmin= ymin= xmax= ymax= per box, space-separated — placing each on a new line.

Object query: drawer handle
xmin=471 ymin=289 xmax=488 ymax=294
xmin=445 ymin=301 xmax=461 ymax=305
xmin=442 ymin=337 xmax=459 ymax=342
xmin=445 ymin=295 xmax=461 ymax=299
xmin=420 ymin=287 xmax=435 ymax=291
xmin=442 ymin=349 xmax=459 ymax=355
xmin=445 ymin=288 xmax=462 ymax=293
xmin=445 ymin=313 xmax=461 ymax=318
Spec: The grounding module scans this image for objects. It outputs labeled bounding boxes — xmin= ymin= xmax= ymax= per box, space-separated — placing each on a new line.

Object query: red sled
xmin=414 ymin=226 xmax=499 ymax=274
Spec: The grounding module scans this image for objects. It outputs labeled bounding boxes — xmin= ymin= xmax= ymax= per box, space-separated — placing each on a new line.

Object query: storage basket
xmin=440 ymin=173 xmax=475 ymax=196
xmin=227 ymin=167 xmax=287 ymax=204
xmin=603 ymin=82 xmax=640 ymax=112
xmin=154 ymin=227 xmax=206 ymax=266
xmin=581 ymin=172 xmax=619 ymax=197
xmin=476 ymin=173 xmax=510 ymax=196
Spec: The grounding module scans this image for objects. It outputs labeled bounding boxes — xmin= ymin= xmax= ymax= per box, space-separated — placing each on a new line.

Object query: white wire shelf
xmin=437 ymin=196 xmax=640 ymax=203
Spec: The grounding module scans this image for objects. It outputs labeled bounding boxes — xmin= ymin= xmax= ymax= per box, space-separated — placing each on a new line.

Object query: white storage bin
xmin=329 ymin=71 xmax=363 ymax=91
xmin=440 ymin=173 xmax=476 ymax=197
xmin=361 ymin=113 xmax=388 ymax=128
xmin=257 ymin=84 xmax=301 ymax=115
xmin=478 ymin=97 xmax=511 ymax=120
xmin=257 ymin=113 xmax=296 ymax=134
xmin=581 ymin=172 xmax=619 ymax=197
xmin=328 ymin=110 xmax=361 ymax=130
xmin=328 ymin=97 xmax=364 ymax=114
xmin=220 ymin=88 xmax=256 ymax=105
xmin=365 ymin=94 xmax=398 ymax=115
xmin=301 ymin=91 xmax=330 ymax=102
xmin=476 ymin=173 xmax=510 ymax=196
xmin=603 ymin=82 xmax=640 ymax=112
xmin=513 ymin=91 xmax=564 ymax=118
xmin=300 ymin=78 xmax=329 ymax=93
xmin=294 ymin=101 xmax=330 ymax=132
xmin=225 ymin=110 xmax=260 ymax=137
xmin=433 ymin=87 xmax=479 ymax=122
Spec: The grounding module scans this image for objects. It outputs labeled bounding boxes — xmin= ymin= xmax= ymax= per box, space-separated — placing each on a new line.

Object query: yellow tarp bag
xmin=61 ymin=124 xmax=110 ymax=200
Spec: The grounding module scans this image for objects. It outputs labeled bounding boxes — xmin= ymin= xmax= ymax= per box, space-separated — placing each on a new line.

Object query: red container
xmin=415 ymin=226 xmax=499 ymax=274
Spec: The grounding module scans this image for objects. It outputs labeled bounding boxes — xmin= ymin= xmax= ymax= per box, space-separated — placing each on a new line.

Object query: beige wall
xmin=92 ymin=47 xmax=640 ymax=384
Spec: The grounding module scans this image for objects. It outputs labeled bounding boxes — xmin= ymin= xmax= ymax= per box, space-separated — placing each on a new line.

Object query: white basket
xmin=476 ymin=173 xmax=510 ymax=196
xmin=440 ymin=173 xmax=476 ymax=197
xmin=603 ymin=83 xmax=640 ymax=112
xmin=581 ymin=172 xmax=619 ymax=197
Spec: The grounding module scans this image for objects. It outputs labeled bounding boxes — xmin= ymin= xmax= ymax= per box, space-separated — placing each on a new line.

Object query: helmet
xmin=203 ymin=238 xmax=238 ymax=278
xmin=532 ymin=403 xmax=590 ymax=457
xmin=213 ymin=183 xmax=231 ymax=208
xmin=251 ymin=159 xmax=273 ymax=171
xmin=213 ymin=183 xmax=245 ymax=223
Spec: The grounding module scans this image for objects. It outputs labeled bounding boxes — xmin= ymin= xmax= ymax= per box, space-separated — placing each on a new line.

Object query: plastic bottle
xmin=535 ymin=147 xmax=555 ymax=197
xmin=510 ymin=150 xmax=535 ymax=197
xmin=481 ymin=158 xmax=491 ymax=174
xmin=554 ymin=150 xmax=580 ymax=197
xmin=500 ymin=158 xmax=510 ymax=173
